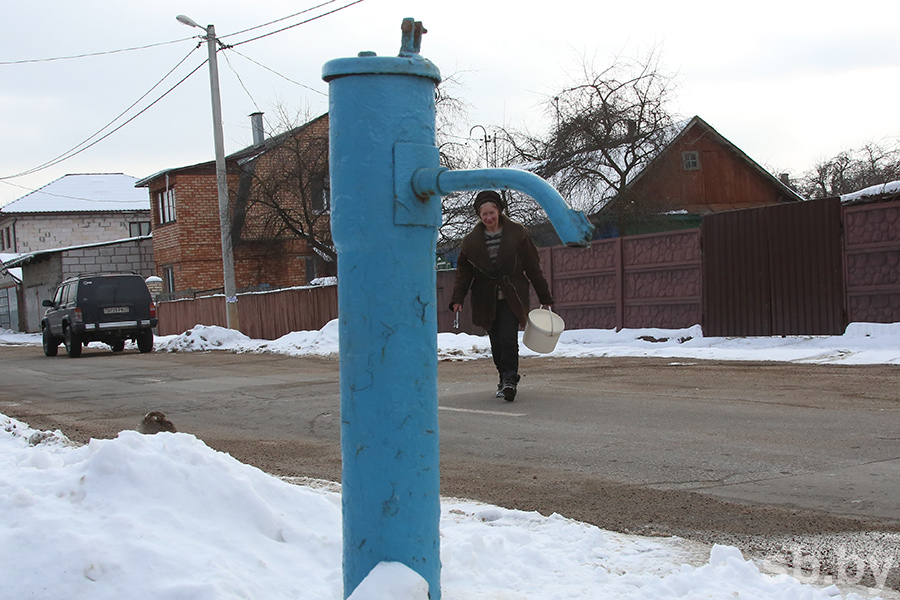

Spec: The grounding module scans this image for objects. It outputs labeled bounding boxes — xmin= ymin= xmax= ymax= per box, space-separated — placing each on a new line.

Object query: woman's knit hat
xmin=473 ymin=190 xmax=506 ymax=215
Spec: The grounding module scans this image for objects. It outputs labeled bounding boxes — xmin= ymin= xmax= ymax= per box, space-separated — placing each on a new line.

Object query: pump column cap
xmin=323 ymin=17 xmax=441 ymax=83
xmin=322 ymin=52 xmax=441 ymax=83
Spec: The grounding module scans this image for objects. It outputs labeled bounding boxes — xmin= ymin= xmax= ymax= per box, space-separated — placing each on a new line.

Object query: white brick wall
xmin=59 ymin=239 xmax=154 ymax=278
xmin=4 ymin=211 xmax=151 ymax=253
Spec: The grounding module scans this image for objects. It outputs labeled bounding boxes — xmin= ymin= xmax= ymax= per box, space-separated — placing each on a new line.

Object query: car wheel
xmin=42 ymin=327 xmax=59 ymax=357
xmin=64 ymin=326 xmax=83 ymax=358
xmin=137 ymin=329 xmax=154 ymax=353
xmin=111 ymin=340 xmax=125 ymax=353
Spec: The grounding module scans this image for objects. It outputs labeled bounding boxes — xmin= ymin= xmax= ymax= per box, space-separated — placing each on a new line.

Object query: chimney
xmin=779 ymin=173 xmax=790 ymax=186
xmin=250 ymin=112 xmax=265 ymax=145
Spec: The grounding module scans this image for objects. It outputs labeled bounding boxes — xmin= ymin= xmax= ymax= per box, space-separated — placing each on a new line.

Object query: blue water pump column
xmin=324 ymin=18 xmax=594 ymax=600
xmin=323 ymin=19 xmax=444 ymax=600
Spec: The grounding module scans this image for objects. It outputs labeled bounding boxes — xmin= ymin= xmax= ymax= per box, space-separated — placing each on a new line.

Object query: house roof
xmin=0 ymin=173 xmax=151 ymax=214
xmin=135 ymin=113 xmax=329 ymax=187
xmin=0 ymin=253 xmax=23 ymax=284
xmin=535 ymin=116 xmax=804 ymax=214
xmin=0 ymin=235 xmax=151 ymax=271
xmin=617 ymin=115 xmax=805 ymax=207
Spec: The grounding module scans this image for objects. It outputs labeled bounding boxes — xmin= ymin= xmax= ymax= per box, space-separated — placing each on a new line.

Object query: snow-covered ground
xmin=2 ymin=321 xmax=900 ymax=599
xmin=4 ymin=319 xmax=899 ymax=364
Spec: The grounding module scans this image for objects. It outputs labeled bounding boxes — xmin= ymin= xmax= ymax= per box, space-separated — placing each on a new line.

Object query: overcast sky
xmin=2 ymin=0 xmax=898 ymax=207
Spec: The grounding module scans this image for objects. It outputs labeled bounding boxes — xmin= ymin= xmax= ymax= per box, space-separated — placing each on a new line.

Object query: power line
xmin=2 ymin=0 xmax=367 ymax=179
xmin=0 ymin=0 xmax=362 ymax=66
xmin=226 ymin=47 xmax=327 ymax=97
xmin=0 ymin=52 xmax=207 ymax=180
xmin=229 ymin=0 xmax=368 ymax=47
xmin=222 ymin=51 xmax=263 ymax=114
xmin=219 ymin=0 xmax=341 ymax=40
xmin=0 ymin=37 xmax=196 ymax=65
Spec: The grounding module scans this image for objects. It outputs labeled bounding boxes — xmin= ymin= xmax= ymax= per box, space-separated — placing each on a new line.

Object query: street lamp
xmin=469 ymin=124 xmax=494 ymax=168
xmin=176 ymin=14 xmax=240 ymax=331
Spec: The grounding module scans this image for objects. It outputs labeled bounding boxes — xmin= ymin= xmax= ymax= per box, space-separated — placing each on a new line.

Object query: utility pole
xmin=177 ymin=15 xmax=240 ymax=330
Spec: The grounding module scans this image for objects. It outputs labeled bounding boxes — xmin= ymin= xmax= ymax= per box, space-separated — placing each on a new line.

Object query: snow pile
xmin=0 ymin=413 xmax=885 ymax=599
xmin=154 ymin=324 xmax=257 ymax=352
xmin=0 ymin=327 xmax=36 ymax=346
xmin=155 ymin=319 xmax=342 ymax=356
xmin=0 ymin=413 xmax=343 ymax=600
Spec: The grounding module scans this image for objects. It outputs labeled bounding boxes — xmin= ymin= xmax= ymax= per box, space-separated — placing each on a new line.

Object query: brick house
xmin=136 ymin=113 xmax=331 ymax=298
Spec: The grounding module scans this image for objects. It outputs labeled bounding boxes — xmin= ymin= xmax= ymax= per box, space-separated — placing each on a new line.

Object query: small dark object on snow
xmin=639 ymin=335 xmax=694 ymax=344
xmin=137 ymin=411 xmax=177 ymax=434
xmin=28 ymin=431 xmax=54 ymax=446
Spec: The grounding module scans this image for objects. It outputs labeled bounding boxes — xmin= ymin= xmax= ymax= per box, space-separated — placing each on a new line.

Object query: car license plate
xmin=103 ymin=307 xmax=130 ymax=314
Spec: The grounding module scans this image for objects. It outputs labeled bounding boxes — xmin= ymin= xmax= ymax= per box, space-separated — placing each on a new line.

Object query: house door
xmin=701 ymin=197 xmax=845 ymax=336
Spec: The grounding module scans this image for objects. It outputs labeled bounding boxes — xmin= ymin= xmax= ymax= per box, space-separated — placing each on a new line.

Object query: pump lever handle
xmin=399 ymin=18 xmax=426 ymax=55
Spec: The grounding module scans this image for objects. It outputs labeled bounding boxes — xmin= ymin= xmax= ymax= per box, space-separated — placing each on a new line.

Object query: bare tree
xmin=435 ymin=72 xmax=472 ymax=172
xmin=433 ymin=72 xmax=488 ymax=249
xmin=435 ymin=126 xmax=540 ymax=248
xmin=799 ymin=140 xmax=900 ymax=199
xmin=509 ymin=49 xmax=679 ymax=216
xmin=231 ymin=107 xmax=335 ymax=282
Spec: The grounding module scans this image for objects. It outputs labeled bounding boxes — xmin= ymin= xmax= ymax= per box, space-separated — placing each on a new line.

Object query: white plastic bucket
xmin=522 ymin=308 xmax=565 ymax=354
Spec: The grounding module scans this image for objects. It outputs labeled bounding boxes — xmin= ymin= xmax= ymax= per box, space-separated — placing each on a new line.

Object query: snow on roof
xmin=0 ymin=253 xmax=23 ymax=283
xmin=0 ymin=173 xmax=150 ymax=214
xmin=840 ymin=179 xmax=900 ymax=204
xmin=0 ymin=234 xmax=151 ymax=270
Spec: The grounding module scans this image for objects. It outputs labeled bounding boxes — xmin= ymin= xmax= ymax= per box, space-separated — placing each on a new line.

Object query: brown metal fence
xmin=702 ymin=197 xmax=845 ymax=336
xmin=155 ymin=197 xmax=900 ymax=340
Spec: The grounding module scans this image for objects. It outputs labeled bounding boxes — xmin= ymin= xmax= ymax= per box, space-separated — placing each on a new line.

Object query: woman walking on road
xmin=450 ymin=190 xmax=554 ymax=401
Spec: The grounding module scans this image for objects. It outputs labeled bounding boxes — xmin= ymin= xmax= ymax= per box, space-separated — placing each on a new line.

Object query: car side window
xmin=53 ymin=285 xmax=65 ymax=306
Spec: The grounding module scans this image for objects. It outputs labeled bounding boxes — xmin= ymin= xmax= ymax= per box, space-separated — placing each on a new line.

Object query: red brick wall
xmin=148 ymin=167 xmax=240 ymax=292
xmin=145 ymin=114 xmax=330 ymax=293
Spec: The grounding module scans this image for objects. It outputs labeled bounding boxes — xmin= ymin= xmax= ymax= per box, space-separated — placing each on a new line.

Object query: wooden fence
xmin=157 ymin=197 xmax=900 ymax=339
xmin=157 ymin=284 xmax=337 ymax=339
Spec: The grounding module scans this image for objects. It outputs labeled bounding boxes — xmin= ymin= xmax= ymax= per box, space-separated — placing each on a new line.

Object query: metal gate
xmin=702 ymin=197 xmax=845 ymax=336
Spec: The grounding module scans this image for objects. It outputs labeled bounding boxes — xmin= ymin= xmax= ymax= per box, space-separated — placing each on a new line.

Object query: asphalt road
xmin=3 ymin=344 xmax=900 ymax=593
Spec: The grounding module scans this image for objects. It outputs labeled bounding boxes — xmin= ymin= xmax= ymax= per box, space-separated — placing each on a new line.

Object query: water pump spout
xmin=412 ymin=167 xmax=594 ymax=246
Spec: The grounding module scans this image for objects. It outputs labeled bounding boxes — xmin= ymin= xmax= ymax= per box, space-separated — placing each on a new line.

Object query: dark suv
xmin=42 ymin=273 xmax=158 ymax=358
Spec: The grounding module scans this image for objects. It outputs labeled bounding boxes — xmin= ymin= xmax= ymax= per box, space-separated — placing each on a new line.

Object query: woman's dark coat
xmin=450 ymin=214 xmax=554 ymax=330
